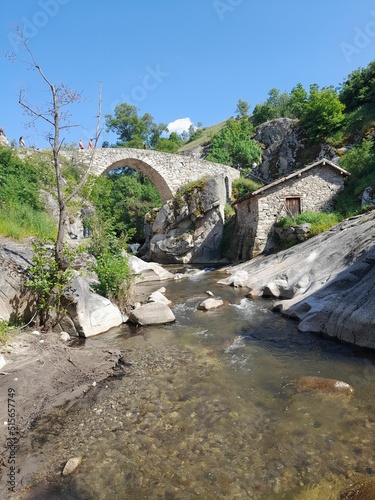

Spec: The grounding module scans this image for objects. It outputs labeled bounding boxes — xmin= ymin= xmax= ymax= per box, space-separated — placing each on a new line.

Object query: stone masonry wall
xmin=66 ymin=149 xmax=240 ymax=201
xmin=236 ymin=165 xmax=347 ymax=260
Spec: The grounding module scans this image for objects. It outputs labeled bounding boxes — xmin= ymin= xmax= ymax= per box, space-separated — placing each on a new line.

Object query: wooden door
xmin=285 ymin=197 xmax=301 ymax=217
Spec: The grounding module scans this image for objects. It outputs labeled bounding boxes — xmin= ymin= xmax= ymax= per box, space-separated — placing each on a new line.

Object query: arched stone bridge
xmin=68 ymin=148 xmax=240 ymax=201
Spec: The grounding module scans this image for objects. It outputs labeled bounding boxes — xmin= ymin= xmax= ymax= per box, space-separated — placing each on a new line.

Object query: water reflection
xmin=11 ymin=270 xmax=375 ymax=499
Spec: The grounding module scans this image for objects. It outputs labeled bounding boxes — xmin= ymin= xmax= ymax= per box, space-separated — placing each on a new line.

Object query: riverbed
xmin=13 ymin=269 xmax=375 ymax=499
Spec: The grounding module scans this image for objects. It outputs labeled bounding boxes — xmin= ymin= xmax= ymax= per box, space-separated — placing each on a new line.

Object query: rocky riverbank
xmin=0 ymin=330 xmax=124 ymax=469
xmin=219 ymin=209 xmax=375 ymax=349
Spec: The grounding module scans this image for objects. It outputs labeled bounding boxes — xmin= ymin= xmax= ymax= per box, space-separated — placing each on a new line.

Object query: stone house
xmin=234 ymin=158 xmax=350 ymax=260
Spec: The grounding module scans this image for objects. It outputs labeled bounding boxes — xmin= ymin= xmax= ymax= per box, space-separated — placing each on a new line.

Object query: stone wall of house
xmin=235 ymin=165 xmax=347 ymax=260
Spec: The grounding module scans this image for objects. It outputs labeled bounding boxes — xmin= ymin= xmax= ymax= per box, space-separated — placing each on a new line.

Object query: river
xmin=16 ymin=269 xmax=375 ymax=499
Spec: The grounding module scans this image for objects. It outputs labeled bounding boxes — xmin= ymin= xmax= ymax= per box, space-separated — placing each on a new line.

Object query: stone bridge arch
xmin=68 ymin=148 xmax=240 ymax=202
xmin=102 ymin=157 xmax=174 ymax=201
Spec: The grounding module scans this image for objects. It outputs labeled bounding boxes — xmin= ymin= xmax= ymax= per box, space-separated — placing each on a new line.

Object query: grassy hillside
xmin=178 ymin=120 xmax=227 ymax=153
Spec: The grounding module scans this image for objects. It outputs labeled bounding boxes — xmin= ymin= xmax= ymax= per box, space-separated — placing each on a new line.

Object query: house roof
xmin=234 ymin=158 xmax=350 ymax=204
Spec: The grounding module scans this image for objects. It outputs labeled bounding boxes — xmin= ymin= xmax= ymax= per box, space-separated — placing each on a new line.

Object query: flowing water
xmin=13 ymin=270 xmax=375 ymax=499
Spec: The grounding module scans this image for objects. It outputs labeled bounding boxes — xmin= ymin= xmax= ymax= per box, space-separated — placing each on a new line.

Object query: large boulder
xmin=219 ymin=210 xmax=375 ymax=349
xmin=128 ymin=302 xmax=175 ymax=326
xmin=128 ymin=254 xmax=176 ymax=282
xmin=197 ymin=298 xmax=224 ymax=311
xmin=0 ymin=237 xmax=33 ymax=322
xmin=144 ymin=176 xmax=227 ymax=264
xmin=63 ymin=274 xmax=123 ymax=338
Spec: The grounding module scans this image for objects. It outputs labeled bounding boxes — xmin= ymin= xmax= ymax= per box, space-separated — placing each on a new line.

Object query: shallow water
xmin=12 ymin=270 xmax=375 ymax=499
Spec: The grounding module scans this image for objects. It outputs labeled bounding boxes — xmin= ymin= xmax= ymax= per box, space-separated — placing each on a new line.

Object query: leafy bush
xmin=300 ymin=86 xmax=345 ymax=142
xmin=339 ymin=60 xmax=375 ymax=112
xmin=0 ymin=320 xmax=11 ymax=345
xmin=232 ymin=177 xmax=263 ymax=201
xmin=89 ymin=220 xmax=133 ymax=310
xmin=206 ymin=118 xmax=261 ymax=170
xmin=154 ymin=138 xmax=179 ymax=153
xmin=24 ymin=241 xmax=74 ymax=327
xmin=343 ymin=103 xmax=375 ymax=142
xmin=90 ymin=169 xmax=162 ymax=242
xmin=252 ymin=88 xmax=293 ymax=125
xmin=336 ymin=139 xmax=375 ymax=216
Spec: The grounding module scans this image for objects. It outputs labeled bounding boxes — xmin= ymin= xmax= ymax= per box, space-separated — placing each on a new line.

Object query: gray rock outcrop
xmin=143 ymin=176 xmax=227 ymax=264
xmin=219 ymin=210 xmax=375 ymax=349
xmin=253 ymin=118 xmax=336 ymax=181
xmin=361 ymin=186 xmax=375 ymax=207
xmin=0 ymin=237 xmax=33 ymax=322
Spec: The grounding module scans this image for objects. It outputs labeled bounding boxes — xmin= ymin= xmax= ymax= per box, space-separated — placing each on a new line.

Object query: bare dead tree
xmin=11 ymin=27 xmax=102 ymax=269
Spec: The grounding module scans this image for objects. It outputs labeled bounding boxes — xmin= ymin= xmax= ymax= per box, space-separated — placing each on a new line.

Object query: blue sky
xmin=1 ymin=0 xmax=375 ymax=148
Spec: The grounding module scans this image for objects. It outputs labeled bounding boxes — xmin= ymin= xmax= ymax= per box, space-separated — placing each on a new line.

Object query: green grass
xmin=344 ymin=103 xmax=375 ymax=142
xmin=232 ymin=177 xmax=263 ymax=201
xmin=0 ymin=204 xmax=57 ymax=241
xmin=178 ymin=121 xmax=227 ymax=153
xmin=0 ymin=320 xmax=19 ymax=346
xmin=277 ymin=211 xmax=342 ymax=236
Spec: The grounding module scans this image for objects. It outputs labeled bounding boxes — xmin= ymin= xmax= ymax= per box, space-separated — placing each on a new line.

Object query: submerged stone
xmin=62 ymin=456 xmax=82 ymax=476
xmin=295 ymin=376 xmax=354 ymax=396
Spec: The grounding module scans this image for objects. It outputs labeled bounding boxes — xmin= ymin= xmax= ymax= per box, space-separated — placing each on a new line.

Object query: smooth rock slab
xmin=294 ymin=376 xmax=354 ymax=396
xmin=128 ymin=302 xmax=175 ymax=326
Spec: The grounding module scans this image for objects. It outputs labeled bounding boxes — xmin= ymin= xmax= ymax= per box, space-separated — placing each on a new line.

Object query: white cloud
xmin=167 ymin=117 xmax=193 ymax=135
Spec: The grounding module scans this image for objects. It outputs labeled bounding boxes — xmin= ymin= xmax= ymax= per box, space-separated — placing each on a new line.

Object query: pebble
xmin=62 ymin=456 xmax=82 ymax=476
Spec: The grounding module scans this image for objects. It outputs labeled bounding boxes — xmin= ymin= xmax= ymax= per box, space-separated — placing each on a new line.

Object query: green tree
xmin=339 ymin=60 xmax=375 ymax=112
xmin=252 ymin=88 xmax=291 ymax=125
xmin=300 ymin=85 xmax=345 ymax=142
xmin=154 ymin=138 xmax=179 ymax=153
xmin=186 ymin=123 xmax=204 ymax=142
xmin=206 ymin=118 xmax=261 ymax=173
xmin=169 ymin=132 xmax=183 ymax=146
xmin=90 ymin=170 xmax=162 ymax=242
xmin=336 ymin=139 xmax=375 ymax=215
xmin=236 ymin=99 xmax=250 ymax=118
xmin=105 ymin=103 xmax=167 ymax=148
xmin=289 ymin=83 xmax=308 ymax=118
xmin=153 ymin=131 xmax=183 ymax=153
xmin=13 ymin=29 xmax=101 ymax=271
